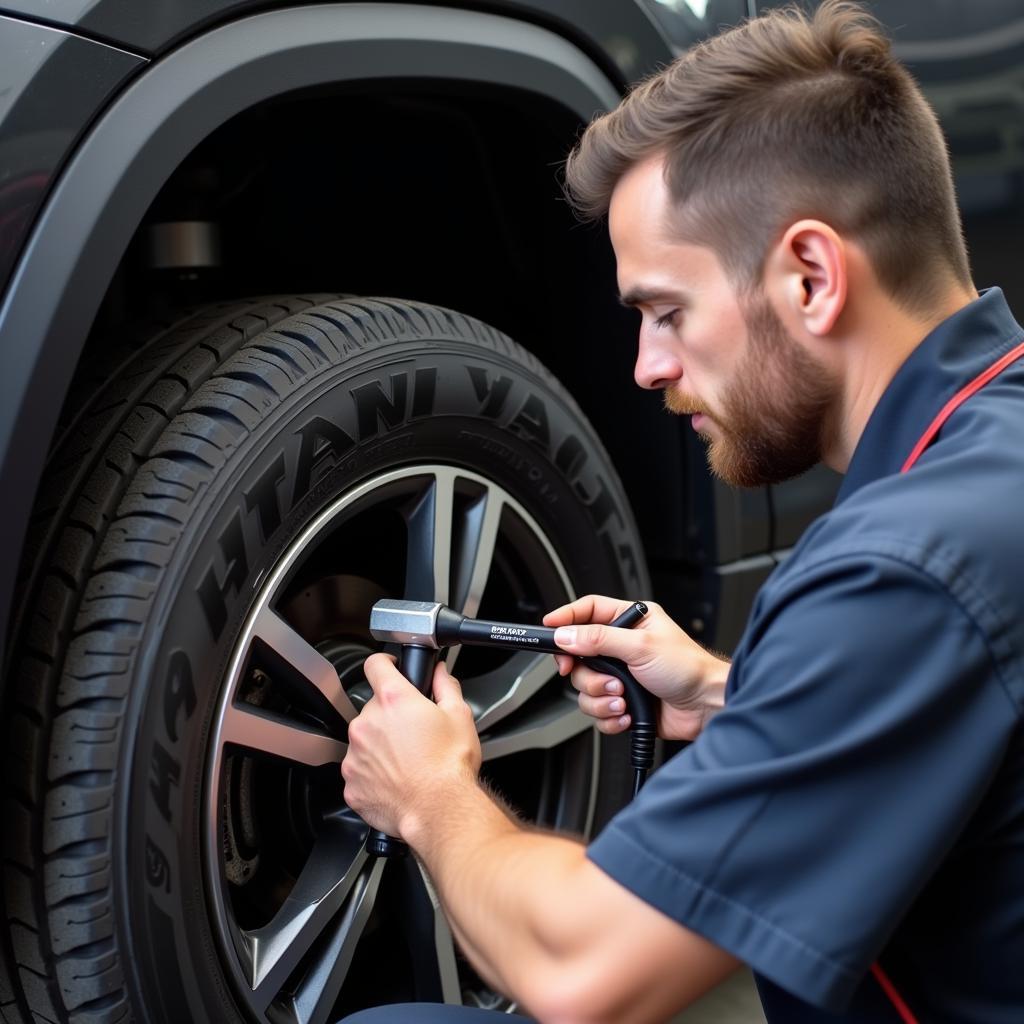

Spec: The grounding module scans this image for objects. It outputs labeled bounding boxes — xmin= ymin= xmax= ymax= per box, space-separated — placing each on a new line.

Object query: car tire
xmin=2 ymin=295 xmax=647 ymax=1024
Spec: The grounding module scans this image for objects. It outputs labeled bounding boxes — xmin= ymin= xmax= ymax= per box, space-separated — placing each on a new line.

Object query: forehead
xmin=609 ymin=158 xmax=726 ymax=299
xmin=608 ymin=154 xmax=674 ymax=249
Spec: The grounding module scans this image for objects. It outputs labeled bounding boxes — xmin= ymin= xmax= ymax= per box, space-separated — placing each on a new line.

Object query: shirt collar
xmin=836 ymin=287 xmax=1023 ymax=505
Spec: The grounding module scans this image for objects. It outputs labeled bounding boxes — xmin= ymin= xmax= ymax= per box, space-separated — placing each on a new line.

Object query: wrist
xmin=399 ymin=772 xmax=510 ymax=852
xmin=700 ymin=652 xmax=729 ymax=708
xmin=660 ymin=652 xmax=730 ymax=741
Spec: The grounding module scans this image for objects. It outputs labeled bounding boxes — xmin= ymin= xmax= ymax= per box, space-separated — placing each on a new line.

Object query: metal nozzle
xmin=369 ymin=599 xmax=445 ymax=648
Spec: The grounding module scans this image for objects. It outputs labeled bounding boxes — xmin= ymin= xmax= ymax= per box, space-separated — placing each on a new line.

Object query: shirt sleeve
xmin=587 ymin=551 xmax=1016 ymax=1011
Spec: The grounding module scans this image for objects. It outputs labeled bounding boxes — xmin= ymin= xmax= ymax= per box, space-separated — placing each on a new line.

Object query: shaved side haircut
xmin=565 ymin=0 xmax=970 ymax=313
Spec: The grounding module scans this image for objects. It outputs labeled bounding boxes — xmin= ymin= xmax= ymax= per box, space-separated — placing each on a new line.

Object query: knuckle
xmin=378 ymin=681 xmax=402 ymax=705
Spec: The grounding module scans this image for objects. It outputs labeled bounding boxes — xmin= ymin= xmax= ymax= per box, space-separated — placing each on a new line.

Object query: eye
xmin=652 ymin=309 xmax=680 ymax=330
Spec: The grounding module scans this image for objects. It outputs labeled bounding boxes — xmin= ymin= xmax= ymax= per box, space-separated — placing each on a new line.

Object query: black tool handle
xmin=448 ymin=601 xmax=649 ymax=654
xmin=609 ymin=601 xmax=648 ymax=631
xmin=602 ymin=601 xmax=654 ymax=794
xmin=366 ymin=644 xmax=438 ymax=858
xmin=452 ymin=617 xmax=559 ymax=652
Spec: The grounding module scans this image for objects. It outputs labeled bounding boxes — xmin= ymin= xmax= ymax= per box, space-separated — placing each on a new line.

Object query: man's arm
xmin=402 ymin=778 xmax=739 ymax=1023
xmin=342 ymin=654 xmax=738 ymax=1023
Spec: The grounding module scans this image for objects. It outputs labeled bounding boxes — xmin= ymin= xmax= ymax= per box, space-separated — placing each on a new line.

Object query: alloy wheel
xmin=204 ymin=464 xmax=599 ymax=1022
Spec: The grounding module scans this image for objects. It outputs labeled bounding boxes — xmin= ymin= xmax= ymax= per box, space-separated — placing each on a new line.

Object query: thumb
xmin=363 ymin=651 xmax=402 ymax=693
xmin=553 ymin=623 xmax=643 ymax=662
xmin=432 ymin=661 xmax=464 ymax=707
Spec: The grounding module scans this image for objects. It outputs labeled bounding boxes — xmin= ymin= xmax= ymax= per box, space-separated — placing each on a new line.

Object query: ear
xmin=764 ymin=219 xmax=847 ymax=336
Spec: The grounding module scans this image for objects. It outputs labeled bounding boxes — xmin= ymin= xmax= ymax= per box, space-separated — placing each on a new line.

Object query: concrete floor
xmin=673 ymin=970 xmax=765 ymax=1024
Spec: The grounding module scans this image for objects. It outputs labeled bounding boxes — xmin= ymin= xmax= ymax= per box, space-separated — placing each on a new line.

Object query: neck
xmin=824 ymin=283 xmax=979 ymax=472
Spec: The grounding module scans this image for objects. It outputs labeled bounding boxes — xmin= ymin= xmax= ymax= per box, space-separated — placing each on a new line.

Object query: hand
xmin=543 ymin=596 xmax=729 ymax=742
xmin=341 ymin=654 xmax=482 ymax=838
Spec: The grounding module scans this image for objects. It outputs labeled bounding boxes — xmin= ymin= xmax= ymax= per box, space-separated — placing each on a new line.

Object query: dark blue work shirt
xmin=588 ymin=288 xmax=1024 ymax=1022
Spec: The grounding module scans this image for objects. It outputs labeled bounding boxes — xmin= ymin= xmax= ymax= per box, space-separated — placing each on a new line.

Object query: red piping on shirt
xmin=872 ymin=335 xmax=1024 ymax=1024
xmin=900 ymin=338 xmax=1024 ymax=472
xmin=870 ymin=963 xmax=919 ymax=1024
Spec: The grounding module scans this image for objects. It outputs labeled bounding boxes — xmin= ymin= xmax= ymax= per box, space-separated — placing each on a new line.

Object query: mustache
xmin=662 ymin=388 xmax=711 ymax=416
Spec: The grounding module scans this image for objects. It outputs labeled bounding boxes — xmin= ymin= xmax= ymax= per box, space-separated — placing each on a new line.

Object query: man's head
xmin=564 ymin=1 xmax=972 ymax=486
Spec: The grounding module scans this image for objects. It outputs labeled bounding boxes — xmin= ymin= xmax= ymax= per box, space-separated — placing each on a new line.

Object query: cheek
xmin=688 ymin=320 xmax=745 ymax=388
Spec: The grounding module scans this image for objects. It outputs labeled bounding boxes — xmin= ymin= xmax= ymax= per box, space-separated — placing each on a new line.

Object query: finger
xmin=553 ymin=621 xmax=647 ymax=662
xmin=578 ymin=692 xmax=629 ymax=720
xmin=363 ymin=651 xmax=408 ymax=696
xmin=542 ymin=594 xmax=633 ymax=628
xmin=595 ymin=714 xmax=631 ymax=735
xmin=432 ymin=661 xmax=464 ymax=707
xmin=570 ymin=666 xmax=623 ymax=698
xmin=553 ymin=653 xmax=574 ymax=676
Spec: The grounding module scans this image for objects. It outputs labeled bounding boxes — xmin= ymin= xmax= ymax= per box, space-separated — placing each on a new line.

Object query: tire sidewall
xmin=123 ymin=336 xmax=646 ymax=1022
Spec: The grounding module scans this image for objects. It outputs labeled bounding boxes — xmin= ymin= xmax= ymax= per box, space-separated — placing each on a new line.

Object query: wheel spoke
xmin=450 ymin=485 xmax=504 ymax=619
xmin=243 ymin=824 xmax=369 ymax=1011
xmin=445 ymin=483 xmax=505 ymax=674
xmin=288 ymin=857 xmax=386 ymax=1024
xmin=221 ymin=702 xmax=346 ymax=766
xmin=468 ymin=651 xmax=559 ymax=733
xmin=403 ymin=468 xmax=457 ymax=603
xmin=398 ymin=857 xmax=462 ymax=1004
xmin=251 ymin=607 xmax=358 ymax=724
xmin=480 ymin=699 xmax=593 ymax=761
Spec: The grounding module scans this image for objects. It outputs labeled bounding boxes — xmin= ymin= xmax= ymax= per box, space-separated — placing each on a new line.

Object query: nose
xmin=634 ymin=328 xmax=684 ymax=391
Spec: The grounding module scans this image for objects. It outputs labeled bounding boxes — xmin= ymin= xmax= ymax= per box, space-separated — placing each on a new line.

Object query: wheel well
xmin=85 ymin=80 xmax=690 ymax=565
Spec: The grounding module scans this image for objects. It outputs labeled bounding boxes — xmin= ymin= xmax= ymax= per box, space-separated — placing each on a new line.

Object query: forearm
xmin=402 ymin=779 xmax=591 ymax=1009
xmin=401 ymin=776 xmax=739 ymax=1022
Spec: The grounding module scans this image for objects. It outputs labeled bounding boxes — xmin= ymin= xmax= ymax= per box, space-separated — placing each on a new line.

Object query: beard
xmin=664 ymin=291 xmax=838 ymax=488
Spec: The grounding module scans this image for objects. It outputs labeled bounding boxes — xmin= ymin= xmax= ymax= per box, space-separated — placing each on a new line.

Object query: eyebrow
xmin=618 ymin=287 xmax=687 ymax=309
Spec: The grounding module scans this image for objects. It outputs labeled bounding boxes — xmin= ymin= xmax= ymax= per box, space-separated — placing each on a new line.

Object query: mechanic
xmin=340 ymin=2 xmax=1024 ymax=1021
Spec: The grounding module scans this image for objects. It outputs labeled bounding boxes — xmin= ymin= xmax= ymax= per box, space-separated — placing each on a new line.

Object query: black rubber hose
xmin=578 ymin=653 xmax=656 ymax=794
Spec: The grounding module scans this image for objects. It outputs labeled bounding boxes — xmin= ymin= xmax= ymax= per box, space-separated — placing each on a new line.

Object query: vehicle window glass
xmin=642 ymin=0 xmax=751 ymax=50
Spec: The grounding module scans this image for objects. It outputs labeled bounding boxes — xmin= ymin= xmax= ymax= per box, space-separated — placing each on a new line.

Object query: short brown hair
xmin=564 ymin=1 xmax=971 ymax=312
